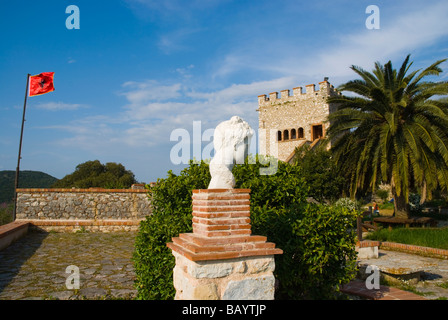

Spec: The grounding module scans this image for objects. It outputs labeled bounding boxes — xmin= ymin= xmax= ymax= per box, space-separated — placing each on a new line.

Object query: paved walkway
xmin=2 ymin=230 xmax=448 ymax=300
xmin=341 ymin=280 xmax=427 ymax=300
xmin=0 ymin=231 xmax=138 ymax=300
xmin=348 ymin=249 xmax=448 ymax=300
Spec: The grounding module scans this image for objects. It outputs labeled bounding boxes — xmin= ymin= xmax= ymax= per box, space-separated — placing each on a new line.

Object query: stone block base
xmin=173 ymin=252 xmax=276 ymax=300
xmin=356 ymin=240 xmax=379 ymax=259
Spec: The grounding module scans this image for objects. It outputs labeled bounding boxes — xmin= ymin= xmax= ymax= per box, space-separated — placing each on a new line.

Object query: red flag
xmin=29 ymin=72 xmax=55 ymax=97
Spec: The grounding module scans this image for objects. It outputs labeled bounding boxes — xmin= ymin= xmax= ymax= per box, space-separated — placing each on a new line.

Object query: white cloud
xmin=39 ymin=0 xmax=448 ymax=182
xmin=310 ymin=1 xmax=448 ymax=79
xmin=157 ymin=28 xmax=203 ymax=54
xmin=175 ymin=64 xmax=194 ymax=79
xmin=193 ymin=77 xmax=295 ymax=101
xmin=210 ymin=1 xmax=448 ymax=86
xmin=50 ymin=77 xmax=293 ymax=155
xmin=120 ymin=81 xmax=183 ymax=104
xmin=125 ymin=0 xmax=231 ymax=18
xmin=32 ymin=102 xmax=88 ymax=111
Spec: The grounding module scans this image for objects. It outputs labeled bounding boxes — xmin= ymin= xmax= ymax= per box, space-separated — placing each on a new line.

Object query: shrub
xmin=293 ymin=143 xmax=346 ymax=203
xmin=133 ymin=157 xmax=358 ymax=300
xmin=133 ymin=161 xmax=210 ymax=300
xmin=376 ymin=189 xmax=389 ymax=203
xmin=234 ymin=158 xmax=358 ymax=299
xmin=334 ymin=197 xmax=359 ymax=212
xmin=0 ymin=202 xmax=13 ymax=226
xmin=409 ymin=193 xmax=422 ymax=213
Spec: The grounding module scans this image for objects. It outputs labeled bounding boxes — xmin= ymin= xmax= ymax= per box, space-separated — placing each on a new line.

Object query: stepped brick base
xmin=167 ymin=189 xmax=282 ymax=261
xmin=167 ymin=189 xmax=282 ymax=300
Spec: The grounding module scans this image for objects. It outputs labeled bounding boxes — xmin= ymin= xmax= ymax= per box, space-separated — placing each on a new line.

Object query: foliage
xmin=0 ymin=170 xmax=58 ymax=203
xmin=328 ymin=54 xmax=448 ymax=218
xmin=133 ymin=156 xmax=358 ymax=300
xmin=379 ymin=202 xmax=394 ymax=210
xmin=376 ymin=189 xmax=390 ymax=203
xmin=52 ymin=160 xmax=137 ymax=188
xmin=292 ymin=142 xmax=346 ymax=203
xmin=133 ymin=161 xmax=210 ymax=300
xmin=409 ymin=193 xmax=422 ymax=213
xmin=0 ymin=202 xmax=13 ymax=226
xmin=334 ymin=197 xmax=359 ymax=212
xmin=287 ymin=204 xmax=358 ymax=299
xmin=366 ymin=227 xmax=448 ymax=250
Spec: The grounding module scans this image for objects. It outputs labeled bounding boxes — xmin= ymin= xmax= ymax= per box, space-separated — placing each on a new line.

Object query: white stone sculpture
xmin=208 ymin=116 xmax=254 ymax=189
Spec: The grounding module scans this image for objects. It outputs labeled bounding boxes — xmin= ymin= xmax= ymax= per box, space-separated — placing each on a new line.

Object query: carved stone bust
xmin=208 ymin=116 xmax=254 ymax=189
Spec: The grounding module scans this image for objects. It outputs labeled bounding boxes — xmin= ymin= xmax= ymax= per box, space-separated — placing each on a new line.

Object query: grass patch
xmin=379 ymin=202 xmax=394 ymax=210
xmin=437 ymin=281 xmax=448 ymax=289
xmin=380 ymin=278 xmax=428 ymax=297
xmin=366 ymin=227 xmax=448 ymax=250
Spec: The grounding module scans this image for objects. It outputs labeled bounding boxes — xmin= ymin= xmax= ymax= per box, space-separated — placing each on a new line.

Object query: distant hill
xmin=0 ymin=170 xmax=59 ymax=203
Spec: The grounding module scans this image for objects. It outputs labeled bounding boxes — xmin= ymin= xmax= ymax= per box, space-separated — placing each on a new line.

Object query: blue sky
xmin=1 ymin=0 xmax=448 ymax=184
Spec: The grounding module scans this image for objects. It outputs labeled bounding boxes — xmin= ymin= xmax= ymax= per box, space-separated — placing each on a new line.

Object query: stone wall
xmin=172 ymin=252 xmax=276 ymax=300
xmin=257 ymin=79 xmax=340 ymax=161
xmin=15 ymin=185 xmax=151 ymax=232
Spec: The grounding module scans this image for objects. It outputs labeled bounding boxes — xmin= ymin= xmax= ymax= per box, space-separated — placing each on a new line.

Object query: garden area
xmin=366 ymin=227 xmax=448 ymax=250
xmin=3 ymin=55 xmax=448 ymax=300
xmin=132 ymin=158 xmax=360 ymax=300
xmin=131 ymin=156 xmax=448 ymax=300
xmin=133 ymin=55 xmax=448 ymax=300
xmin=361 ymin=197 xmax=448 ymax=251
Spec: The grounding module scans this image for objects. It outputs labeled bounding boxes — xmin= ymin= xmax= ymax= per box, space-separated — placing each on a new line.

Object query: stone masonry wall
xmin=257 ymin=79 xmax=340 ymax=161
xmin=15 ymin=185 xmax=151 ymax=232
xmin=172 ymin=251 xmax=276 ymax=300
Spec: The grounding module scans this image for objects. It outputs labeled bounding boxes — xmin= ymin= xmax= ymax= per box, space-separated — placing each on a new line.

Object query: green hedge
xmin=133 ymin=158 xmax=358 ymax=299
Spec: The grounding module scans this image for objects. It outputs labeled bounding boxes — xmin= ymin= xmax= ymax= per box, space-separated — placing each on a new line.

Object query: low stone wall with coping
xmin=15 ymin=184 xmax=151 ymax=232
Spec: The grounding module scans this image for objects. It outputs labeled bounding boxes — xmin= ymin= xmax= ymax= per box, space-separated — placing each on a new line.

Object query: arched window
xmin=283 ymin=129 xmax=289 ymax=140
xmin=277 ymin=131 xmax=282 ymax=141
xmin=298 ymin=127 xmax=304 ymax=139
xmin=291 ymin=128 xmax=296 ymax=140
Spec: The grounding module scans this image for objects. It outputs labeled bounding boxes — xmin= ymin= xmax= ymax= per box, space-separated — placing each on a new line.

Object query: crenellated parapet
xmin=257 ymin=79 xmax=340 ymax=106
xmin=257 ymin=78 xmax=340 ymax=162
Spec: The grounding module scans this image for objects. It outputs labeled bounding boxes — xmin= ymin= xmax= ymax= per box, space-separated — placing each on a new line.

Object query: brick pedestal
xmin=167 ymin=189 xmax=282 ymax=300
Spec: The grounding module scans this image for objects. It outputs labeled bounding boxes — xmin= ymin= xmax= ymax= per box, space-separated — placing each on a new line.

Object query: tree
xmin=292 ymin=142 xmax=346 ymax=203
xmin=327 ymin=55 xmax=448 ymax=218
xmin=52 ymin=160 xmax=138 ymax=188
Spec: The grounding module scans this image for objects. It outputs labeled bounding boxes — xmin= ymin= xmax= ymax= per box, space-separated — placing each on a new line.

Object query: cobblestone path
xmin=0 ymin=231 xmax=138 ymax=300
xmin=359 ymin=249 xmax=448 ymax=300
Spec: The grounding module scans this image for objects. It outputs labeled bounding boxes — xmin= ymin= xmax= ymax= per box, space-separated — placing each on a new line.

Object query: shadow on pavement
xmin=0 ymin=230 xmax=48 ymax=295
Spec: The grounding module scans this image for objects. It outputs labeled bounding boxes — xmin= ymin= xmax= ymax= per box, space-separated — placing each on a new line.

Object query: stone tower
xmin=257 ymin=79 xmax=340 ymax=162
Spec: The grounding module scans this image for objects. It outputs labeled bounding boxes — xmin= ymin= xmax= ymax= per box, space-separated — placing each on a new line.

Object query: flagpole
xmin=13 ymin=73 xmax=30 ymax=221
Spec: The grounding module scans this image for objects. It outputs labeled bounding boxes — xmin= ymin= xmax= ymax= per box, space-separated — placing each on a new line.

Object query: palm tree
xmin=327 ymin=55 xmax=448 ymax=219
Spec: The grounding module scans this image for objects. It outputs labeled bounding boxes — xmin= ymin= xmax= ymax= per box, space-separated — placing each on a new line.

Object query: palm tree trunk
xmin=393 ymin=192 xmax=410 ymax=219
xmin=391 ymin=177 xmax=410 ymax=219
